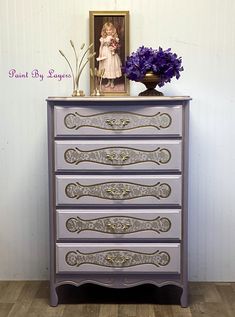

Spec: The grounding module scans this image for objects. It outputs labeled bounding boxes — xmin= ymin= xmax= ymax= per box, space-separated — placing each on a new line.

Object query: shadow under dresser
xmin=47 ymin=96 xmax=190 ymax=307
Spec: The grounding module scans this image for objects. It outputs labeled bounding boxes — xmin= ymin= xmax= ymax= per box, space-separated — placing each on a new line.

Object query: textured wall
xmin=0 ymin=0 xmax=235 ymax=280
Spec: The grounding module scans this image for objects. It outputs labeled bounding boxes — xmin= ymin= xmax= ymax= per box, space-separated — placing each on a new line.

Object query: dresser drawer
xmin=55 ymin=140 xmax=182 ymax=172
xmin=56 ymin=175 xmax=182 ymax=206
xmin=56 ymin=243 xmax=180 ymax=273
xmin=57 ymin=209 xmax=182 ymax=240
xmin=54 ymin=105 xmax=182 ymax=136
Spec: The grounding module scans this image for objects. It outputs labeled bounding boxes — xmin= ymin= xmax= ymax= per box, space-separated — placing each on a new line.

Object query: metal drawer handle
xmin=105 ymin=254 xmax=130 ymax=265
xmin=120 ymin=152 xmax=130 ymax=162
xmin=105 ymin=118 xmax=130 ymax=128
xmin=106 ymin=222 xmax=131 ymax=232
xmin=105 ymin=151 xmax=130 ymax=163
xmin=106 ymin=186 xmax=130 ymax=197
xmin=105 ymin=152 xmax=117 ymax=162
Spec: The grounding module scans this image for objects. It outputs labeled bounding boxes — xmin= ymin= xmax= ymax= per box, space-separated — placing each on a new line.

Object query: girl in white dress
xmin=97 ymin=22 xmax=122 ymax=88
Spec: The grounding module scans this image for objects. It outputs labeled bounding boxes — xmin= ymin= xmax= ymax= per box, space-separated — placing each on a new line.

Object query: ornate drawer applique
xmin=65 ymin=249 xmax=170 ymax=268
xmin=56 ymin=175 xmax=182 ymax=205
xmin=54 ymin=106 xmax=182 ymax=136
xmin=55 ymin=140 xmax=182 ymax=171
xmin=56 ymin=243 xmax=181 ymax=273
xmin=65 ymin=181 xmax=171 ymax=200
xmin=65 ymin=215 xmax=171 ymax=234
xmin=64 ymin=111 xmax=171 ymax=131
xmin=56 ymin=209 xmax=182 ymax=239
xmin=64 ymin=146 xmax=171 ymax=166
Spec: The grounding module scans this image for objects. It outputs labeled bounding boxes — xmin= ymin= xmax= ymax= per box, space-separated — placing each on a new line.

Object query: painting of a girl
xmin=97 ymin=22 xmax=122 ymax=89
xmin=90 ymin=11 xmax=129 ymax=95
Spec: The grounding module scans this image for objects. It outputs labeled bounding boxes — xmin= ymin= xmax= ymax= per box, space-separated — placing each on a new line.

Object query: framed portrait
xmin=89 ymin=11 xmax=129 ymax=96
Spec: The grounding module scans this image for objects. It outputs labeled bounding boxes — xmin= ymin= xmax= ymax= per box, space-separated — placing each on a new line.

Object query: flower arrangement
xmin=109 ymin=38 xmax=120 ymax=55
xmin=123 ymin=46 xmax=184 ymax=87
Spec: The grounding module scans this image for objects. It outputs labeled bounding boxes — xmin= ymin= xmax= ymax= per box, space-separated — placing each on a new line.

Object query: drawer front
xmin=56 ymin=175 xmax=182 ymax=206
xmin=56 ymin=243 xmax=180 ymax=273
xmin=54 ymin=105 xmax=182 ymax=136
xmin=57 ymin=209 xmax=182 ymax=239
xmin=55 ymin=140 xmax=182 ymax=172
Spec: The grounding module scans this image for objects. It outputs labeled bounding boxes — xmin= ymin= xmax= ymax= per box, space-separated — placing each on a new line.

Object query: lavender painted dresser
xmin=47 ymin=96 xmax=190 ymax=307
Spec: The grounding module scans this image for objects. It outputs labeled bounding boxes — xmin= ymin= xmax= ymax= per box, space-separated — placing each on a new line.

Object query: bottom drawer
xmin=56 ymin=243 xmax=180 ymax=273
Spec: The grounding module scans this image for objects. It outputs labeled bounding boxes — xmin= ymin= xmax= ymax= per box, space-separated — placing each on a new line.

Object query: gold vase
xmin=139 ymin=71 xmax=164 ymax=96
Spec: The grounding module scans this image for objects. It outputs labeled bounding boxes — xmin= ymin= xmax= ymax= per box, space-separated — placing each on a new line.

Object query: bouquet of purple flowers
xmin=123 ymin=46 xmax=184 ymax=87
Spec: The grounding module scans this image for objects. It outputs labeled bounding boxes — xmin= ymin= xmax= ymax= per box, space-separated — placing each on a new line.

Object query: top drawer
xmin=54 ymin=105 xmax=182 ymax=137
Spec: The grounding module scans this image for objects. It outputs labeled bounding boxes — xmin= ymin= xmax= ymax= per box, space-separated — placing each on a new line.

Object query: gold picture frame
xmin=89 ymin=11 xmax=130 ymax=96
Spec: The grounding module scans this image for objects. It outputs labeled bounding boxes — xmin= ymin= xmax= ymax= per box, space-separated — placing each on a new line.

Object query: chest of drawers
xmin=47 ymin=96 xmax=190 ymax=307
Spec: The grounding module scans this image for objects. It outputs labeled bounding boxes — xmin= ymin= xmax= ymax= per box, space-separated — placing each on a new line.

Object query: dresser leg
xmin=50 ymin=286 xmax=58 ymax=307
xmin=180 ymin=287 xmax=188 ymax=308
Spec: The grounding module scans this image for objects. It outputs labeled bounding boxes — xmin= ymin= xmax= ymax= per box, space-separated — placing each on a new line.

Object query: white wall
xmin=0 ymin=0 xmax=235 ymax=281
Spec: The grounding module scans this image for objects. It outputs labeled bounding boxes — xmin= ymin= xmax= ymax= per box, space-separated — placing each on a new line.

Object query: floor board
xmin=0 ymin=282 xmax=234 ymax=317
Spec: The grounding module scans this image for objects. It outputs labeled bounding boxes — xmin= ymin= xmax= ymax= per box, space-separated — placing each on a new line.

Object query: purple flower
xmin=122 ymin=46 xmax=184 ymax=87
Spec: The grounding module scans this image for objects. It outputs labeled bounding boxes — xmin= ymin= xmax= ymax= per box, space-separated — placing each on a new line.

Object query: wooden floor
xmin=0 ymin=281 xmax=235 ymax=317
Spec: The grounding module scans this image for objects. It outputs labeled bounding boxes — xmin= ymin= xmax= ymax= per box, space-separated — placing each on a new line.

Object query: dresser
xmin=47 ymin=96 xmax=190 ymax=307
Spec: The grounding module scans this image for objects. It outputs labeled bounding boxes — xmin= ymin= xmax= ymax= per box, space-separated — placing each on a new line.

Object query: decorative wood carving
xmin=64 ymin=146 xmax=171 ymax=166
xmin=65 ymin=249 xmax=170 ymax=268
xmin=64 ymin=111 xmax=172 ymax=131
xmin=65 ymin=181 xmax=171 ymax=200
xmin=65 ymin=215 xmax=171 ymax=234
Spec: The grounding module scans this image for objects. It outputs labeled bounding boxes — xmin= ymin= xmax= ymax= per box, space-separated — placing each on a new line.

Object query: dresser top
xmin=47 ymin=96 xmax=191 ymax=102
